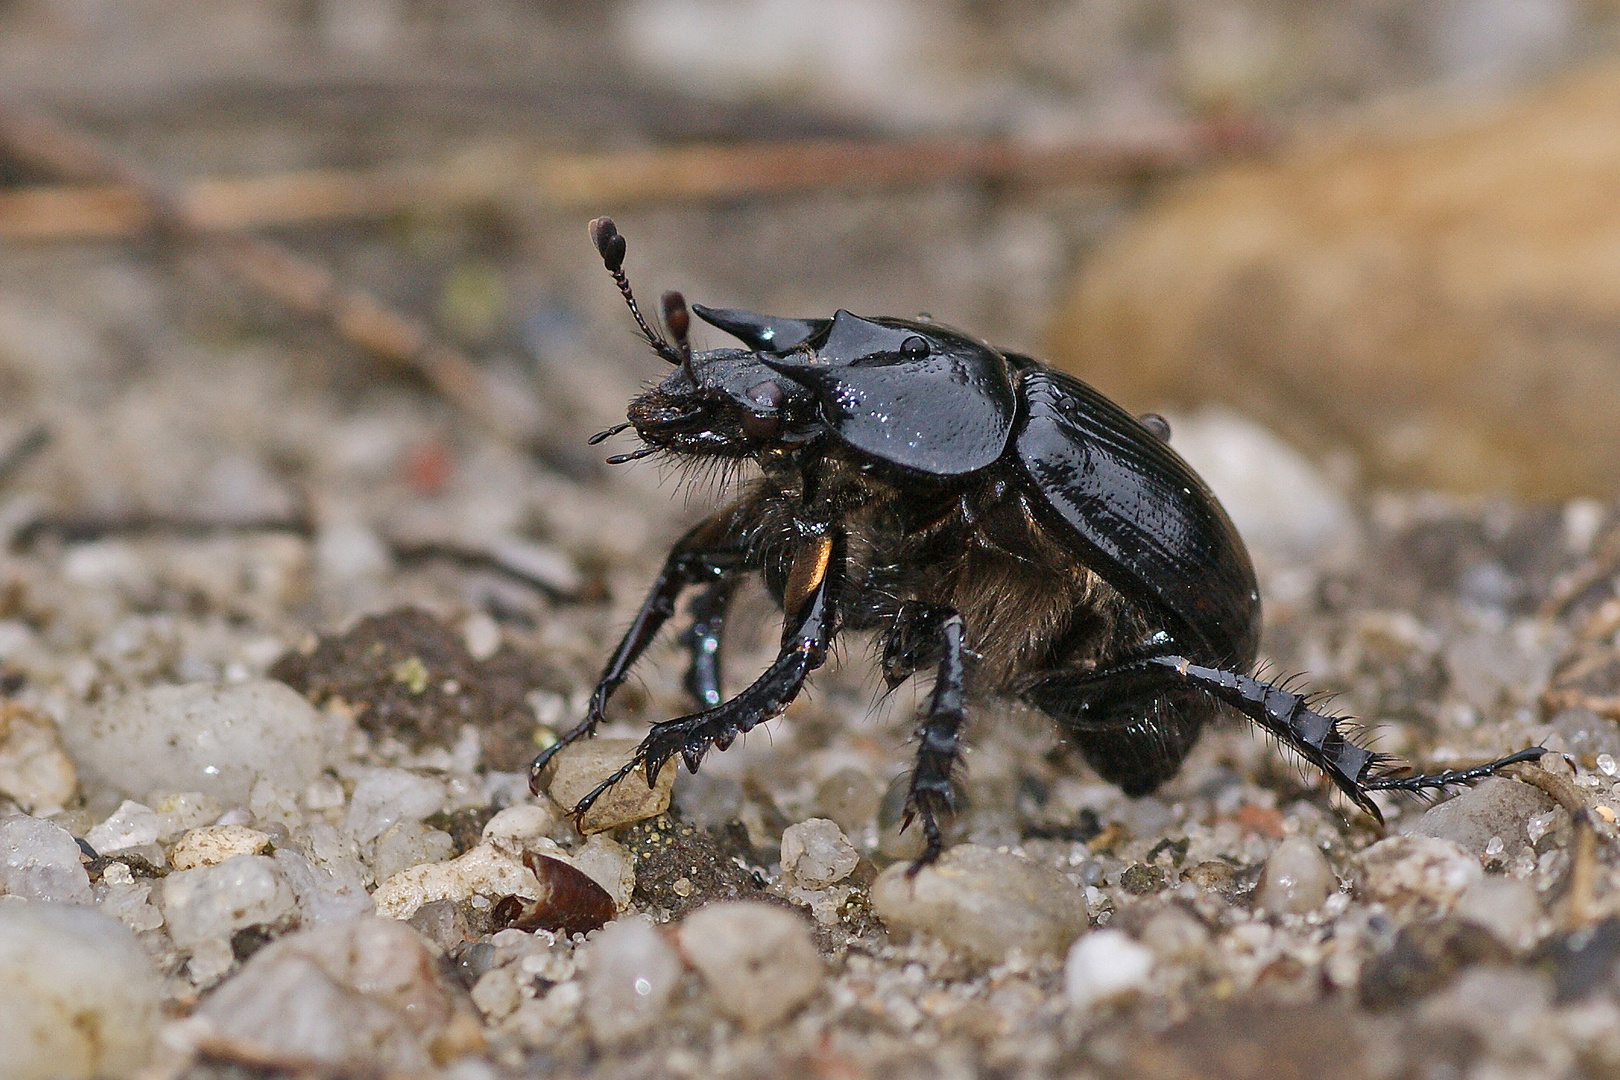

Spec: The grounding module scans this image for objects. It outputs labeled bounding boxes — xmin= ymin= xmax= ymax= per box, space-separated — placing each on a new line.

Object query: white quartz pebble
xmin=781 ymin=818 xmax=859 ymax=888
xmin=678 ymin=902 xmax=823 ymax=1030
xmin=1253 ymin=836 xmax=1337 ymax=914
xmin=579 ymin=916 xmax=682 ymax=1042
xmin=0 ymin=901 xmax=163 ymax=1079
xmin=870 ymin=844 xmax=1088 ymax=964
xmin=1065 ymin=929 xmax=1154 ymax=1010
xmin=64 ymin=681 xmax=326 ymax=805
xmin=0 ymin=813 xmax=91 ymax=903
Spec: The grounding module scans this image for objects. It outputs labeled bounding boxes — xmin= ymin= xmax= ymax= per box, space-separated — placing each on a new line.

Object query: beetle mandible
xmin=531 ymin=217 xmax=1543 ymax=867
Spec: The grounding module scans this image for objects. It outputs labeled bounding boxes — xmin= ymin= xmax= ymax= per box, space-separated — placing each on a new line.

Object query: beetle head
xmin=587 ymin=216 xmax=1015 ymax=474
xmin=694 ymin=304 xmax=1017 ymax=476
xmin=623 ymin=345 xmax=820 ymax=459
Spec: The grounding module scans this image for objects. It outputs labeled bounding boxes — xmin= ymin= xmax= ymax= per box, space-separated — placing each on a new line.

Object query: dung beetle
xmin=532 ymin=216 xmax=1543 ymax=866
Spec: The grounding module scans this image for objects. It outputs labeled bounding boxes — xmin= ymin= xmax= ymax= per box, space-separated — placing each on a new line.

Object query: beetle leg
xmin=1362 ymin=746 xmax=1548 ymax=795
xmin=900 ymin=609 xmax=967 ymax=872
xmin=529 ymin=503 xmax=751 ymax=794
xmin=678 ymin=571 xmax=739 ymax=709
xmin=1027 ymin=656 xmax=1386 ymax=818
xmin=1036 ymin=656 xmax=1543 ymax=822
xmin=880 ymin=601 xmax=954 ymax=688
xmin=568 ymin=530 xmax=844 ymax=821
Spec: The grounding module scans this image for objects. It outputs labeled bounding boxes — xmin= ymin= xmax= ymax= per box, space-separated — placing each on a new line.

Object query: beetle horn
xmin=587 ymin=216 xmax=683 ymax=366
xmin=690 ymin=303 xmax=829 ymax=353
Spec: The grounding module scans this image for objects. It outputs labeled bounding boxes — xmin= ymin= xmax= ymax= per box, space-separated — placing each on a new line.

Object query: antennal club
xmin=588 ymin=216 xmax=683 ymax=366
xmin=661 ymin=290 xmax=696 ymax=379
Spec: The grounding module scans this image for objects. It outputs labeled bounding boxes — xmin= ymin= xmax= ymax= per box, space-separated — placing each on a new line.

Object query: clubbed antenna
xmin=588 ymin=216 xmax=683 ymax=366
xmin=661 ymin=290 xmax=696 ymax=379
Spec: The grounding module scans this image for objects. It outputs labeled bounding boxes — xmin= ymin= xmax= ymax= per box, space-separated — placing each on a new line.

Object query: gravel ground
xmin=3 ymin=5 xmax=1620 ymax=1080
xmin=1 ymin=218 xmax=1619 ymax=1080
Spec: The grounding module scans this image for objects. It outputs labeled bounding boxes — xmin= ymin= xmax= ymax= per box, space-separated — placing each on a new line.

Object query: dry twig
xmin=0 ymin=101 xmax=525 ymax=442
xmin=0 ymin=126 xmax=1265 ymax=240
xmin=1504 ymin=759 xmax=1600 ymax=929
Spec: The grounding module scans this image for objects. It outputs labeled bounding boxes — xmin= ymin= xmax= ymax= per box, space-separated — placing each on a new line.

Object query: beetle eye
xmin=900 ymin=335 xmax=929 ymax=359
xmin=741 ymin=411 xmax=779 ymax=441
xmin=746 ymin=381 xmax=785 ymax=410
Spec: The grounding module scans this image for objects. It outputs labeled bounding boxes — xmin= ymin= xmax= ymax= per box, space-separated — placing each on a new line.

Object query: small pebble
xmin=314 ymin=518 xmax=393 ymax=582
xmin=95 ymin=872 xmax=164 ymax=934
xmin=345 ymin=768 xmax=446 ymax=845
xmin=169 ymin=823 xmax=273 ymax=870
xmin=407 ymin=898 xmax=470 ymax=953
xmin=62 ymin=681 xmax=326 ymax=805
xmin=813 ymin=766 xmax=881 ymax=834
xmin=0 ymin=902 xmax=162 ymax=1080
xmin=0 ymin=813 xmax=91 ymax=903
xmin=273 ymin=848 xmax=375 ymax=926
xmin=1065 ymin=929 xmax=1154 ymax=1010
xmin=462 ymin=611 xmax=501 ymax=661
xmin=151 ymin=791 xmax=222 ymax=841
xmin=570 ymin=833 xmax=636 ymax=911
xmin=1139 ymin=907 xmax=1210 ymax=960
xmin=190 ymin=916 xmax=468 ymax=1072
xmin=677 ymin=901 xmax=823 ymax=1031
xmin=1411 ymin=777 xmax=1556 ymax=860
xmin=373 ymin=820 xmax=457 ymax=884
xmin=481 ymin=803 xmax=560 ymax=849
xmin=372 ymin=842 xmax=537 ymax=920
xmin=780 ymin=818 xmax=859 ymax=888
xmin=537 ymin=738 xmax=675 ymax=833
xmin=0 ymin=702 xmax=77 ymax=814
xmin=1454 ymin=875 xmax=1542 ymax=950
xmin=160 ymin=854 xmax=297 ymax=959
xmin=85 ymin=799 xmax=162 ymax=854
xmin=870 ymin=844 xmax=1088 ymax=964
xmin=579 ymin=915 xmax=682 ymax=1042
xmin=1253 ymin=836 xmax=1336 ymax=914
xmin=1358 ymin=835 xmax=1482 ymax=910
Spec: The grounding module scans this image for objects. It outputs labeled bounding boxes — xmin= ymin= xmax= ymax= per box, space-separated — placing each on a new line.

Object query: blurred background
xmin=7 ymin=9 xmax=1620 ymax=1072
xmin=2 ymin=0 xmax=1619 ymax=511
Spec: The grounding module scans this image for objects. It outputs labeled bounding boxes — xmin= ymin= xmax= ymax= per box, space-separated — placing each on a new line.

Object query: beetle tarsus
xmin=1365 ymin=745 xmax=1550 ymax=794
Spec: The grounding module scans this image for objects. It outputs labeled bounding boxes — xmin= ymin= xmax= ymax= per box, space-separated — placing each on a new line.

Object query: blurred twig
xmin=0 ymin=102 xmax=528 ymax=443
xmin=0 ymin=126 xmax=1268 ymax=240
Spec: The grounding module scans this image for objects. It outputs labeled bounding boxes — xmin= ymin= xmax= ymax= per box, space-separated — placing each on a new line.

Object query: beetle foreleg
xmin=567 ymin=530 xmax=843 ymax=822
xmin=529 ymin=503 xmax=751 ymax=794
xmin=900 ymin=610 xmax=967 ymax=873
xmin=679 ymin=572 xmax=739 ymax=709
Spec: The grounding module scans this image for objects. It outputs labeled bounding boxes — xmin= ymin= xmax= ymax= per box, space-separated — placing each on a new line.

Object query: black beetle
xmin=532 ymin=217 xmax=1542 ymax=866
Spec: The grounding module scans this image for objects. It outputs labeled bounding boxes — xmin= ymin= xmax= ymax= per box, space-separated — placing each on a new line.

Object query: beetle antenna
xmin=661 ymin=290 xmax=696 ymax=380
xmin=588 ymin=216 xmax=683 ymax=366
